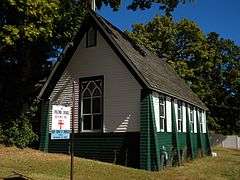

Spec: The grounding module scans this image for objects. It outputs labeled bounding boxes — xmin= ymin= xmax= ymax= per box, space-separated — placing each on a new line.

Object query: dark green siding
xmin=185 ymin=104 xmax=194 ymax=159
xmin=178 ymin=133 xmax=187 ymax=158
xmin=39 ymin=93 xmax=212 ymax=171
xmin=185 ymin=133 xmax=208 ymax=158
xmin=171 ymin=100 xmax=181 ymax=165
xmin=139 ymin=90 xmax=161 ymax=171
xmin=157 ymin=132 xmax=173 ymax=157
xmin=191 ymin=134 xmax=199 ymax=157
xmin=48 ymin=132 xmax=139 ymax=168
xmin=201 ymin=133 xmax=211 ymax=155
xmin=149 ymin=95 xmax=160 ymax=170
xmin=39 ymin=100 xmax=50 ymax=152
xmin=157 ymin=132 xmax=210 ymax=163
xmin=139 ymin=90 xmax=151 ymax=170
xmin=157 ymin=132 xmax=187 ymax=164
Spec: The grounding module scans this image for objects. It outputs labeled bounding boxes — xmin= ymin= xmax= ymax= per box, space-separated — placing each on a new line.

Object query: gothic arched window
xmin=80 ymin=77 xmax=103 ymax=132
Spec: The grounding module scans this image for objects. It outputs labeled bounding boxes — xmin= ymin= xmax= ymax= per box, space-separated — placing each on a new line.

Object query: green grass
xmin=0 ymin=146 xmax=239 ymax=180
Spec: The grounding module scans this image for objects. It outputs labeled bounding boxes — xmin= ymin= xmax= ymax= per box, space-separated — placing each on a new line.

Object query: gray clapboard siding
xmin=49 ymin=72 xmax=79 ymax=132
xmin=49 ymin=30 xmax=142 ymax=132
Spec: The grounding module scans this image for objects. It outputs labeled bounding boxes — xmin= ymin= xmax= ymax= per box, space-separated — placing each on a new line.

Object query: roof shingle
xmin=38 ymin=11 xmax=207 ymax=110
xmin=93 ymin=12 xmax=207 ymax=110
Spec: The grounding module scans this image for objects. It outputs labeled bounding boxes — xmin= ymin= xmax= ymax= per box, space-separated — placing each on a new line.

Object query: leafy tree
xmin=94 ymin=0 xmax=195 ymax=15
xmin=0 ymin=0 xmax=202 ymax=147
xmin=128 ymin=16 xmax=240 ymax=134
xmin=0 ymin=0 xmax=126 ymax=147
xmin=95 ymin=0 xmax=121 ymax=10
xmin=127 ymin=0 xmax=195 ymax=16
xmin=0 ymin=0 xmax=61 ymax=147
xmin=0 ymin=0 xmax=87 ymax=147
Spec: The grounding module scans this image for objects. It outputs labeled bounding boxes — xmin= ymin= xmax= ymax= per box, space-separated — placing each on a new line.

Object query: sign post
xmin=51 ymin=81 xmax=75 ymax=180
xmin=70 ymin=82 xmax=75 ymax=180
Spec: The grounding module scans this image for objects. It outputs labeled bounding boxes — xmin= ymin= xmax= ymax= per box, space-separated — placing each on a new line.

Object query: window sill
xmin=80 ymin=130 xmax=102 ymax=133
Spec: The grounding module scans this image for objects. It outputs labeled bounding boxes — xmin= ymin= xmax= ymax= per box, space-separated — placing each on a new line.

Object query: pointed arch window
xmin=86 ymin=27 xmax=97 ymax=47
xmin=80 ymin=77 xmax=103 ymax=132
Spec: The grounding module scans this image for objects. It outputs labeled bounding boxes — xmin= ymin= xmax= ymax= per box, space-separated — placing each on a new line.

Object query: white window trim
xmin=189 ymin=106 xmax=194 ymax=133
xmin=80 ymin=79 xmax=103 ymax=132
xmin=159 ymin=95 xmax=166 ymax=132
xmin=177 ymin=101 xmax=183 ymax=132
xmin=182 ymin=102 xmax=187 ymax=132
xmin=199 ymin=110 xmax=203 ymax=133
xmin=193 ymin=108 xmax=197 ymax=133
xmin=152 ymin=93 xmax=160 ymax=132
xmin=202 ymin=110 xmax=207 ymax=133
xmin=166 ymin=97 xmax=172 ymax=132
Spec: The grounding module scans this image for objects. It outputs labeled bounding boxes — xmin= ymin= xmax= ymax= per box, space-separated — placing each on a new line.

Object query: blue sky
xmin=98 ymin=0 xmax=240 ymax=45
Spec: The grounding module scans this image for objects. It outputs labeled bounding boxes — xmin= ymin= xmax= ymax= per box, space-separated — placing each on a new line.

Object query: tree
xmin=0 ymin=0 xmax=87 ymax=147
xmin=128 ymin=16 xmax=240 ymax=134
xmin=0 ymin=0 xmax=61 ymax=147
xmin=0 ymin=0 xmax=201 ymax=147
xmin=0 ymin=0 xmax=127 ymax=147
xmin=94 ymin=0 xmax=195 ymax=16
xmin=127 ymin=0 xmax=195 ymax=16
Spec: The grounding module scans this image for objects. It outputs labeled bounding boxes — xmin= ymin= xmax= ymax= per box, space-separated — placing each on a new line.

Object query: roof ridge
xmin=93 ymin=12 xmax=149 ymax=57
xmin=90 ymin=11 xmax=207 ymax=109
xmin=38 ymin=10 xmax=208 ymax=110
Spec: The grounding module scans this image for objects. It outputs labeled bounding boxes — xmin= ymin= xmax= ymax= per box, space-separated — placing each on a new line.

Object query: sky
xmin=98 ymin=0 xmax=240 ymax=45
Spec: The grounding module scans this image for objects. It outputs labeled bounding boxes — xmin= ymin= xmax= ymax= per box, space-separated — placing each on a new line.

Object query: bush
xmin=3 ymin=115 xmax=38 ymax=148
xmin=0 ymin=125 xmax=4 ymax=143
xmin=2 ymin=100 xmax=39 ymax=148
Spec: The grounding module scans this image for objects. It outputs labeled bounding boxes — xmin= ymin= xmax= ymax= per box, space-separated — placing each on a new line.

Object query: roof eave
xmin=150 ymin=86 xmax=208 ymax=110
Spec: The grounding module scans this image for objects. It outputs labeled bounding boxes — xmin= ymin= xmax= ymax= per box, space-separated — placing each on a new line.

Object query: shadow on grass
xmin=2 ymin=171 xmax=32 ymax=180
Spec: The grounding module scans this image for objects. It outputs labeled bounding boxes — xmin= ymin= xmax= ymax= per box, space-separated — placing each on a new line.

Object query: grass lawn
xmin=0 ymin=146 xmax=239 ymax=180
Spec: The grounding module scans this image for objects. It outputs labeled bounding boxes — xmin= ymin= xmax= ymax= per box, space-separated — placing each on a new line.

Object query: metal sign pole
xmin=71 ymin=81 xmax=75 ymax=180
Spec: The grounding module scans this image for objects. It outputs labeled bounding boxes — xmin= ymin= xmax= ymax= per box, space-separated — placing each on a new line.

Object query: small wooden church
xmin=38 ymin=9 xmax=211 ymax=170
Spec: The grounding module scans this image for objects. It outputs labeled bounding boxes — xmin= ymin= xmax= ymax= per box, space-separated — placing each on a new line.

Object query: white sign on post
xmin=51 ymin=105 xmax=71 ymax=140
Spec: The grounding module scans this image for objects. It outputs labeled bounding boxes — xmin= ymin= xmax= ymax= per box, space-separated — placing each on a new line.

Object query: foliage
xmin=0 ymin=0 xmax=86 ymax=147
xmin=0 ymin=125 xmax=4 ymax=143
xmin=94 ymin=0 xmax=195 ymax=16
xmin=128 ymin=0 xmax=195 ymax=16
xmin=2 ymin=100 xmax=39 ymax=148
xmin=0 ymin=0 xmax=128 ymax=148
xmin=128 ymin=16 xmax=240 ymax=134
xmin=0 ymin=0 xmax=224 ymax=147
xmin=0 ymin=0 xmax=59 ymax=46
xmin=3 ymin=117 xmax=37 ymax=148
xmin=95 ymin=0 xmax=121 ymax=11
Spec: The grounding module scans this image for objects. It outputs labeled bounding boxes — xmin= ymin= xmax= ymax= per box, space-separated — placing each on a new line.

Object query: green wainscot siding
xmin=48 ymin=132 xmax=140 ymax=168
xmin=39 ymin=100 xmax=50 ymax=152
xmin=157 ymin=132 xmax=188 ymax=163
xmin=178 ymin=133 xmax=187 ymax=150
xmin=157 ymin=132 xmax=173 ymax=160
xmin=178 ymin=132 xmax=187 ymax=159
xmin=201 ymin=133 xmax=211 ymax=155
xmin=191 ymin=133 xmax=199 ymax=157
xmin=140 ymin=90 xmax=161 ymax=171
